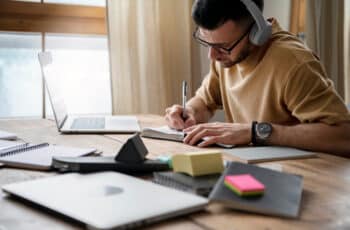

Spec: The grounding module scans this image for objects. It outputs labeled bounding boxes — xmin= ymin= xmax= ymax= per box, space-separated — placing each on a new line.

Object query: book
xmin=153 ymin=171 xmax=221 ymax=196
xmin=0 ymin=143 xmax=96 ymax=170
xmin=223 ymin=146 xmax=317 ymax=163
xmin=142 ymin=126 xmax=234 ymax=148
xmin=209 ymin=162 xmax=303 ymax=218
xmin=0 ymin=130 xmax=17 ymax=140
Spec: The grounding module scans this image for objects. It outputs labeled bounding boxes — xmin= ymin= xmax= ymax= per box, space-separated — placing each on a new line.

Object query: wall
xmin=263 ymin=0 xmax=291 ymax=31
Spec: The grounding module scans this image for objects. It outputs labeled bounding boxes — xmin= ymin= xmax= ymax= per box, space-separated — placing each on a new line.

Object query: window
xmin=0 ymin=33 xmax=42 ymax=118
xmin=0 ymin=0 xmax=110 ymax=118
xmin=45 ymin=34 xmax=110 ymax=116
xmin=45 ymin=0 xmax=105 ymax=7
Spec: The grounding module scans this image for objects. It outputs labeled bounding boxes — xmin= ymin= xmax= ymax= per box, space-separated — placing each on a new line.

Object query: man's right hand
xmin=165 ymin=104 xmax=196 ymax=130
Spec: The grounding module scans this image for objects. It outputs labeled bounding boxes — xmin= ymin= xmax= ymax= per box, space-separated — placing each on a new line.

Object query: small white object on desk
xmin=0 ymin=130 xmax=17 ymax=140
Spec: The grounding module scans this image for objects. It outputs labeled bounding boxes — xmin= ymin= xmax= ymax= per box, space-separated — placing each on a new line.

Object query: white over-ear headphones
xmin=239 ymin=0 xmax=272 ymax=46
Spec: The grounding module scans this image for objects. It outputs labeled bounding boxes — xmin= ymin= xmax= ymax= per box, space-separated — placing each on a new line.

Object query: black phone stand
xmin=52 ymin=133 xmax=170 ymax=173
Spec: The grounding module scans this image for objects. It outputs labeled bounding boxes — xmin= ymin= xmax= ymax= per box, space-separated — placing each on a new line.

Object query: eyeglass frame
xmin=193 ymin=23 xmax=254 ymax=55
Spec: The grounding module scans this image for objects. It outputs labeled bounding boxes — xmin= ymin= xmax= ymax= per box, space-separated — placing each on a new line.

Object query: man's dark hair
xmin=192 ymin=0 xmax=264 ymax=30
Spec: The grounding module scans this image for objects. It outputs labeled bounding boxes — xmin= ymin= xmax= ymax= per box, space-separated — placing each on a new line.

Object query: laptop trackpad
xmin=71 ymin=117 xmax=105 ymax=129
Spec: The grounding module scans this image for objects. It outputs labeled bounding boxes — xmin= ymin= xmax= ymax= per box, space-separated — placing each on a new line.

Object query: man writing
xmin=165 ymin=0 xmax=350 ymax=156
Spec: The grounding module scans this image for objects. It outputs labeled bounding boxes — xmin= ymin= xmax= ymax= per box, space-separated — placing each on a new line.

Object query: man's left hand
xmin=183 ymin=122 xmax=251 ymax=147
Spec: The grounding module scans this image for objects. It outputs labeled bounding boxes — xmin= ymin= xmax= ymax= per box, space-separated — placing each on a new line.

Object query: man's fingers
xmin=165 ymin=105 xmax=185 ymax=129
xmin=184 ymin=117 xmax=196 ymax=128
xmin=172 ymin=119 xmax=185 ymax=130
xmin=185 ymin=128 xmax=220 ymax=146
xmin=198 ymin=136 xmax=220 ymax=147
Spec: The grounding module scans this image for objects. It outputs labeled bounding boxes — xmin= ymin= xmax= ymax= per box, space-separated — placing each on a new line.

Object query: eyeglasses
xmin=193 ymin=23 xmax=253 ymax=55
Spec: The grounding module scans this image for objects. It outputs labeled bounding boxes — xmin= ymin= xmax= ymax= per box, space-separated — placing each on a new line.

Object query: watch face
xmin=256 ymin=122 xmax=272 ymax=139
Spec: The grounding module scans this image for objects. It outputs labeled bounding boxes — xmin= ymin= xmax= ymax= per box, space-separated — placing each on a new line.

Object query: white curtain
xmin=306 ymin=0 xmax=349 ymax=104
xmin=107 ymin=0 xmax=201 ymax=115
xmin=345 ymin=1 xmax=350 ymax=104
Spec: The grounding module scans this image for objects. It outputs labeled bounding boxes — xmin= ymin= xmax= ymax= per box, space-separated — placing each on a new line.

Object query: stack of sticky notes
xmin=172 ymin=150 xmax=224 ymax=176
xmin=224 ymin=174 xmax=265 ymax=197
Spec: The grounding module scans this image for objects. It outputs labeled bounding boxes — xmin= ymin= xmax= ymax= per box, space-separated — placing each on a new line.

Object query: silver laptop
xmin=2 ymin=172 xmax=208 ymax=229
xmin=38 ymin=52 xmax=140 ymax=133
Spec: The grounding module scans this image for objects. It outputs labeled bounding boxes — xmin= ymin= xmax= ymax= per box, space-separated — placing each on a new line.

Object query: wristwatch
xmin=251 ymin=121 xmax=273 ymax=146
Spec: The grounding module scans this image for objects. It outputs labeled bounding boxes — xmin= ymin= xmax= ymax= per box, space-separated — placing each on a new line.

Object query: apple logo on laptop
xmin=68 ymin=185 xmax=124 ymax=197
xmin=103 ymin=185 xmax=124 ymax=196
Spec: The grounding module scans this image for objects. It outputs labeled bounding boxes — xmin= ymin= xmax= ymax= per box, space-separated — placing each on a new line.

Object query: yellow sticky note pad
xmin=172 ymin=150 xmax=224 ymax=176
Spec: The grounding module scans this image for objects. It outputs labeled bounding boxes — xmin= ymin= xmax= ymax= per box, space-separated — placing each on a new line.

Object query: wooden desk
xmin=1 ymin=115 xmax=350 ymax=230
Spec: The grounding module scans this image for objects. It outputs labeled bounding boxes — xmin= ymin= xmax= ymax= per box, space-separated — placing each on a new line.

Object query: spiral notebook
xmin=0 ymin=142 xmax=96 ymax=170
xmin=0 ymin=140 xmax=27 ymax=152
xmin=153 ymin=172 xmax=221 ymax=196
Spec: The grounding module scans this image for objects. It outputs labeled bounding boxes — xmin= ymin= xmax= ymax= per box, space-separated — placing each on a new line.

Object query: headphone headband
xmin=239 ymin=0 xmax=272 ymax=46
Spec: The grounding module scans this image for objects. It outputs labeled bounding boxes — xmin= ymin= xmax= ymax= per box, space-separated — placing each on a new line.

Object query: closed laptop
xmin=2 ymin=172 xmax=208 ymax=229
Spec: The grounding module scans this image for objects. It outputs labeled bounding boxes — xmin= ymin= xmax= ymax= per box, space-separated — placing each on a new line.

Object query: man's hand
xmin=165 ymin=105 xmax=196 ymax=130
xmin=183 ymin=122 xmax=251 ymax=147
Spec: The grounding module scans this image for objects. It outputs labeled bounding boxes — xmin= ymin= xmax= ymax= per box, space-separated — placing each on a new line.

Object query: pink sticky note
xmin=225 ymin=174 xmax=265 ymax=192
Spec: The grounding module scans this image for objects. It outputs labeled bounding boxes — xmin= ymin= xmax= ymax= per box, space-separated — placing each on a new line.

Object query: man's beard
xmin=219 ymin=46 xmax=251 ymax=68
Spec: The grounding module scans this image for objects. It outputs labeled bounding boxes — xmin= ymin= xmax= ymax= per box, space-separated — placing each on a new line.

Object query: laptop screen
xmin=39 ymin=52 xmax=68 ymax=129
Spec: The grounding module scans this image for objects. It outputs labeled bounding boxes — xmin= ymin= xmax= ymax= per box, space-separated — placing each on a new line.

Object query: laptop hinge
xmin=58 ymin=115 xmax=68 ymax=131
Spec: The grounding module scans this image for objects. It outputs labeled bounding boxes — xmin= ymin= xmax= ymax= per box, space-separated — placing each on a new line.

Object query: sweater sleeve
xmin=283 ymin=60 xmax=350 ymax=125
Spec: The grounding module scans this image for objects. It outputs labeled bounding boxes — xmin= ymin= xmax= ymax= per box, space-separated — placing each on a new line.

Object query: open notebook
xmin=142 ymin=126 xmax=234 ymax=148
xmin=0 ymin=142 xmax=96 ymax=170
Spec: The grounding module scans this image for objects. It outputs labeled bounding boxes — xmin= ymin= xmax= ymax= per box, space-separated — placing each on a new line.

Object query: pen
xmin=182 ymin=80 xmax=188 ymax=119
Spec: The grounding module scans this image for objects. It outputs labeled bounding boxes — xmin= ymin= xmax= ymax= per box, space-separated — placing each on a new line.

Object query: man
xmin=165 ymin=0 xmax=350 ymax=156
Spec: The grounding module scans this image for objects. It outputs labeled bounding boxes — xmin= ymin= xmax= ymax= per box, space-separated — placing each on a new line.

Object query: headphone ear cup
xmin=248 ymin=21 xmax=272 ymax=46
xmin=249 ymin=23 xmax=259 ymax=45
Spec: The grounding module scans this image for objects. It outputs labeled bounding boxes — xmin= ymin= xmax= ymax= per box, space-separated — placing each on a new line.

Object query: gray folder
xmin=223 ymin=146 xmax=317 ymax=163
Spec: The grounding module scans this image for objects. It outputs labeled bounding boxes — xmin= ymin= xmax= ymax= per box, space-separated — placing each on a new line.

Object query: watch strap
xmin=251 ymin=121 xmax=258 ymax=146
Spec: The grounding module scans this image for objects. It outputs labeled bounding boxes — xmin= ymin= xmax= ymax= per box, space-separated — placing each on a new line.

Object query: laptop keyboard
xmin=71 ymin=117 xmax=105 ymax=129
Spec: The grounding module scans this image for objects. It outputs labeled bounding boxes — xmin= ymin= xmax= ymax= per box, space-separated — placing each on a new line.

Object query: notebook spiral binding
xmin=0 ymin=143 xmax=49 ymax=157
xmin=153 ymin=177 xmax=191 ymax=193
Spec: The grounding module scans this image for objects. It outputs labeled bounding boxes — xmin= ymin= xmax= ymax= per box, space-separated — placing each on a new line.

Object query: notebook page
xmin=148 ymin=126 xmax=185 ymax=135
xmin=143 ymin=126 xmax=234 ymax=148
